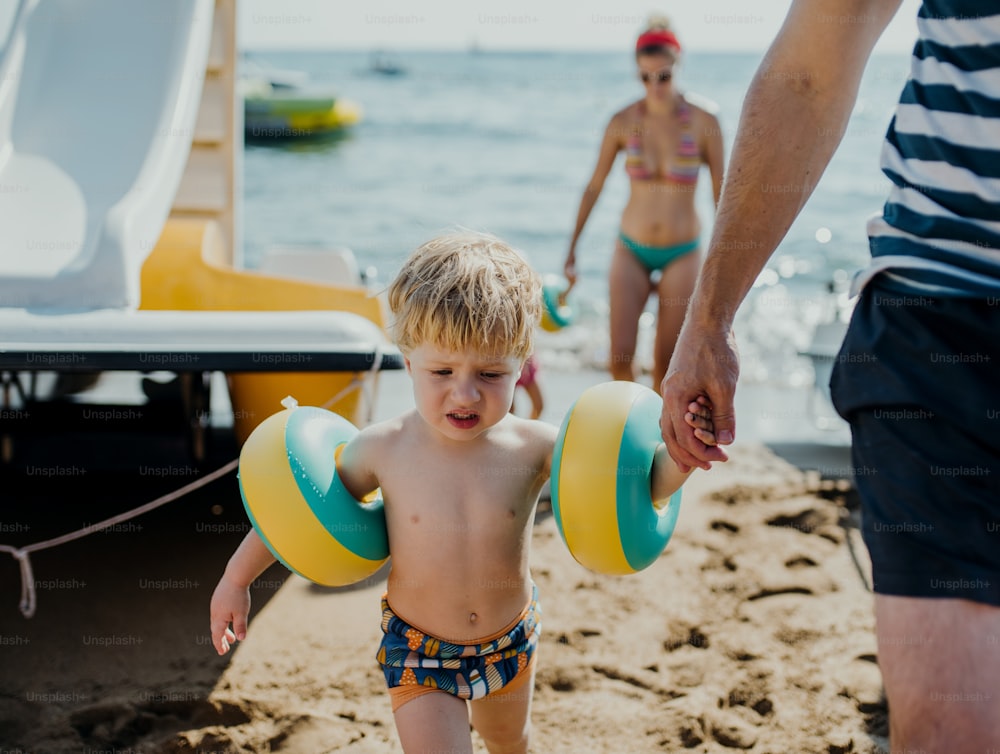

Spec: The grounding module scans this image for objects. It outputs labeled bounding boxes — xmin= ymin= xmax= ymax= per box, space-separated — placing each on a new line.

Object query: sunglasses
xmin=639 ymin=69 xmax=673 ymax=84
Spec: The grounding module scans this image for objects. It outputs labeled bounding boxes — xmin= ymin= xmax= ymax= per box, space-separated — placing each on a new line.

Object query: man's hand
xmin=660 ymin=320 xmax=740 ymax=471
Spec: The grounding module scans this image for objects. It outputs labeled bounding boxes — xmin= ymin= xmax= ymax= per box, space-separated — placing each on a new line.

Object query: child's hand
xmin=209 ymin=575 xmax=251 ymax=655
xmin=685 ymin=395 xmax=718 ymax=447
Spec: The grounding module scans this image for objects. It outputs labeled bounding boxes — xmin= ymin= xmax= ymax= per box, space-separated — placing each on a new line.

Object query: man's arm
xmin=661 ymin=0 xmax=903 ymax=472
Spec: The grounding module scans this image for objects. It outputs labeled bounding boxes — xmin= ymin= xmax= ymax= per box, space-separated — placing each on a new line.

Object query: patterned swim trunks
xmin=376 ymin=584 xmax=541 ymax=711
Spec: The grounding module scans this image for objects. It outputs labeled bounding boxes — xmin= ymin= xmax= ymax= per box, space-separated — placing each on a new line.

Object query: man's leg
xmin=830 ymin=286 xmax=1000 ymax=751
xmin=876 ymin=595 xmax=1000 ymax=753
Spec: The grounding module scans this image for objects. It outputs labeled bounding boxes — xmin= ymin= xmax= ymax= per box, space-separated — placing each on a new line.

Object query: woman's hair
xmin=387 ymin=229 xmax=541 ymax=360
xmin=636 ymin=15 xmax=681 ymax=59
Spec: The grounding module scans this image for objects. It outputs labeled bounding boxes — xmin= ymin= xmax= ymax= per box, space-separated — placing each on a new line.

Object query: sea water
xmin=241 ymin=49 xmax=912 ymax=389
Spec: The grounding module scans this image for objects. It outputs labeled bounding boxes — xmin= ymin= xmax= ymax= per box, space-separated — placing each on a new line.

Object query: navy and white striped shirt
xmin=861 ymin=0 xmax=1000 ymax=297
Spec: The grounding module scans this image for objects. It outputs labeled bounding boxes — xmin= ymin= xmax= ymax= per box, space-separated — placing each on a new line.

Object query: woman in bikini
xmin=564 ymin=16 xmax=724 ymax=386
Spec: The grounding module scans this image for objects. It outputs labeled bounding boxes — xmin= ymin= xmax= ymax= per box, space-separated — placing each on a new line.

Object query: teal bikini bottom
xmin=619 ymin=232 xmax=699 ymax=273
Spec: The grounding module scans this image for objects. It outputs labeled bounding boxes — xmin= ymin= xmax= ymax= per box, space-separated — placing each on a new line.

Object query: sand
xmin=0 ymin=370 xmax=887 ymax=753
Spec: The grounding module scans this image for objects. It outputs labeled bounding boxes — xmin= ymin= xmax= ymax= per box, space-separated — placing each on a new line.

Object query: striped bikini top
xmin=625 ymin=99 xmax=701 ymax=184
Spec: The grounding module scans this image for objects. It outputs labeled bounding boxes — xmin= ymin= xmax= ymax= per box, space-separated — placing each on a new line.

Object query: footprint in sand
xmin=747 ymin=586 xmax=815 ymax=601
xmin=540 ymin=665 xmax=591 ymax=693
xmin=69 ymin=696 xmax=253 ymax=751
xmin=710 ymin=519 xmax=740 ymax=534
xmin=727 ymin=680 xmax=775 ymax=718
xmin=785 ymin=555 xmax=819 ymax=568
xmin=707 ymin=709 xmax=760 ymax=749
xmin=663 ymin=623 xmax=710 ymax=652
xmin=767 ymin=507 xmax=844 ymax=544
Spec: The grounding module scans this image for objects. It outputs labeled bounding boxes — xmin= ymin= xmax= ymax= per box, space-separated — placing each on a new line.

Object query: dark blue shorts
xmin=830 ymin=280 xmax=1000 ymax=606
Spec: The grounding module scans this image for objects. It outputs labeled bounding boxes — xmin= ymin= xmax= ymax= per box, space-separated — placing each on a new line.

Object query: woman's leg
xmin=653 ymin=250 xmax=700 ymax=387
xmin=609 ymin=241 xmax=651 ymax=381
xmin=393 ymin=691 xmax=474 ymax=754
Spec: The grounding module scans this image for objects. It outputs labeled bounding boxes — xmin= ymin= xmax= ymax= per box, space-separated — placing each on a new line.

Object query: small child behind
xmin=512 ymin=351 xmax=544 ymax=419
xmin=210 ymin=230 xmax=709 ymax=754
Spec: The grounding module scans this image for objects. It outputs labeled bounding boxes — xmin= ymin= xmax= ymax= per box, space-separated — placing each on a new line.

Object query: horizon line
xmin=241 ymin=44 xmax=912 ymax=57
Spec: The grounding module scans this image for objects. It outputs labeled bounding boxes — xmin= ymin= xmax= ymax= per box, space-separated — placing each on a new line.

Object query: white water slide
xmin=0 ymin=0 xmax=212 ymax=309
xmin=0 ymin=0 xmax=397 ymax=373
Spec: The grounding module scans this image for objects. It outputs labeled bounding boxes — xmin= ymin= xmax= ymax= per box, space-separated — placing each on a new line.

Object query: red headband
xmin=636 ymin=29 xmax=681 ymax=53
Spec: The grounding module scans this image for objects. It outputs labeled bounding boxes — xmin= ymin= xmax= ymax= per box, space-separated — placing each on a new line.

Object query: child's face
xmin=405 ymin=342 xmax=523 ymax=442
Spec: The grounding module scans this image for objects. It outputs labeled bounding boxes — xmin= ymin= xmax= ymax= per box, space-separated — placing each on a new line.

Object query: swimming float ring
xmin=551 ymin=381 xmax=682 ymax=574
xmin=540 ymin=274 xmax=575 ymax=332
xmin=238 ymin=397 xmax=389 ymax=586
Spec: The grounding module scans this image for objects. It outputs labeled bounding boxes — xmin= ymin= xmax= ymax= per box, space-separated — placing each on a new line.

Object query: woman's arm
xmin=565 ymin=114 xmax=625 ymax=286
xmin=701 ymin=111 xmax=725 ymax=208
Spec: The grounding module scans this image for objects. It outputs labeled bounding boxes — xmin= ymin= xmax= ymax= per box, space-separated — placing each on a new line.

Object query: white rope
xmin=0 ymin=458 xmax=238 ymax=618
xmin=0 ymin=354 xmax=386 ymax=618
xmin=319 ymin=344 xmax=385 ymax=421
xmin=320 ymin=377 xmax=363 ymax=411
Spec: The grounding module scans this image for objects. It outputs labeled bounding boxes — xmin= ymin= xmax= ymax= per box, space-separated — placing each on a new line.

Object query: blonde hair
xmin=643 ymin=14 xmax=673 ymax=34
xmin=387 ymin=230 xmax=542 ymax=360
